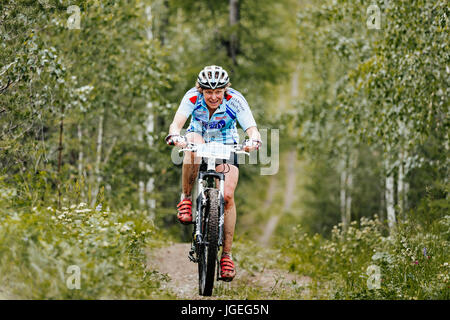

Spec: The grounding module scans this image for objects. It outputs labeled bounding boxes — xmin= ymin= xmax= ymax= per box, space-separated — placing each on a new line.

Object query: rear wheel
xmin=198 ymin=188 xmax=220 ymax=296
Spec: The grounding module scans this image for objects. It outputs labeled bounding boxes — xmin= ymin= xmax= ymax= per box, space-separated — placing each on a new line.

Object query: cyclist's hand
xmin=243 ymin=139 xmax=262 ymax=152
xmin=165 ymin=134 xmax=188 ymax=148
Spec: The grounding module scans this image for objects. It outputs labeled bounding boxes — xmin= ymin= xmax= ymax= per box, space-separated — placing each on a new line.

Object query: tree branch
xmin=0 ymin=78 xmax=13 ymax=94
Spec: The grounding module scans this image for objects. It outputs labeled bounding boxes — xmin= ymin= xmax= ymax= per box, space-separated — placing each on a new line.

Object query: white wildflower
xmin=75 ymin=208 xmax=91 ymax=213
xmin=120 ymin=225 xmax=131 ymax=232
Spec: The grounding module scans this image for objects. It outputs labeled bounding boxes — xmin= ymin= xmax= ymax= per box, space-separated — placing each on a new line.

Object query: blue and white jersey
xmin=176 ymin=87 xmax=257 ymax=144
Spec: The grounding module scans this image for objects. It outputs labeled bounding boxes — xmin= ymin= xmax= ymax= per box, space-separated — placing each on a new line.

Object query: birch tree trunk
xmin=145 ymin=5 xmax=153 ymax=40
xmin=138 ymin=161 xmax=145 ymax=208
xmin=137 ymin=102 xmax=156 ymax=215
xmin=397 ymin=151 xmax=405 ymax=220
xmin=77 ymin=124 xmax=83 ymax=179
xmin=77 ymin=123 xmax=85 ymax=200
xmin=340 ymin=166 xmax=347 ymax=228
xmin=146 ymin=103 xmax=156 ymax=217
xmin=146 ymin=175 xmax=156 ymax=213
xmin=159 ymin=0 xmax=169 ymax=45
xmin=404 ymin=180 xmax=409 ymax=211
xmin=341 ymin=152 xmax=356 ymax=230
xmin=345 ymin=168 xmax=353 ymax=227
xmin=91 ymin=113 xmax=104 ymax=206
xmin=380 ymin=175 xmax=385 ymax=222
xmin=229 ymin=0 xmax=240 ymax=65
xmin=57 ymin=105 xmax=65 ymax=208
xmin=291 ymin=65 xmax=300 ymax=98
xmin=385 ymin=159 xmax=396 ymax=233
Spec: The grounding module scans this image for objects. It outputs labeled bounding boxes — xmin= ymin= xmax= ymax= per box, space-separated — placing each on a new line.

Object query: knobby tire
xmin=198 ymin=188 xmax=220 ymax=296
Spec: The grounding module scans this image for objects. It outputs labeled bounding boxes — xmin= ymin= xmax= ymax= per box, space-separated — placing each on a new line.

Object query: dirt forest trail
xmin=259 ymin=150 xmax=300 ymax=246
xmin=146 ymin=243 xmax=311 ymax=299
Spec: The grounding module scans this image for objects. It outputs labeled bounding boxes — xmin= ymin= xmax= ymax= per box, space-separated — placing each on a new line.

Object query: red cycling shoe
xmin=219 ymin=253 xmax=236 ymax=282
xmin=177 ymin=198 xmax=193 ymax=225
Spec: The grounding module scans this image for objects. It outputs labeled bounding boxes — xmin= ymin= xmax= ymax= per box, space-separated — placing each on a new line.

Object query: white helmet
xmin=197 ymin=65 xmax=229 ymax=89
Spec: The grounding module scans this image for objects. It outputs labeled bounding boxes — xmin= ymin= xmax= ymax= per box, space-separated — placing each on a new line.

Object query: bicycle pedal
xmin=188 ymin=250 xmax=197 ymax=263
xmin=217 ymin=276 xmax=234 ymax=282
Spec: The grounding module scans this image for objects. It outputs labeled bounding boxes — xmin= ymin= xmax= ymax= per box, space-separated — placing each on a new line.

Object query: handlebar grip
xmin=165 ymin=134 xmax=175 ymax=145
xmin=165 ymin=134 xmax=188 ymax=146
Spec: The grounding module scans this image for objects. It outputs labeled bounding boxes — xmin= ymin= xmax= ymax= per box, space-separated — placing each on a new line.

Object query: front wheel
xmin=198 ymin=188 xmax=220 ymax=296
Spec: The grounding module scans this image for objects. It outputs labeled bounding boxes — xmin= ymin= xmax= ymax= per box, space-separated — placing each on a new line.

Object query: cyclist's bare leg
xmin=181 ymin=132 xmax=205 ymax=200
xmin=215 ymin=164 xmax=239 ymax=254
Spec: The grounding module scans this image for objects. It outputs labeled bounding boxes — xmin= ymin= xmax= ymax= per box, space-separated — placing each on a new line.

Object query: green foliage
xmin=293 ymin=0 xmax=449 ymax=237
xmin=1 ymin=0 xmax=448 ymax=300
xmin=0 ymin=201 xmax=174 ymax=299
xmin=1 ymin=0 xmax=172 ymax=211
xmin=280 ymin=209 xmax=450 ymax=299
xmin=300 ymin=157 xmax=341 ymax=236
xmin=161 ymin=0 xmax=298 ymax=125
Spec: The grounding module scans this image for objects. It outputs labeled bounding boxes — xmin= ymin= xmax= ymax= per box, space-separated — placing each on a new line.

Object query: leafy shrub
xmin=0 ymin=203 xmax=174 ymax=299
xmin=280 ymin=211 xmax=450 ymax=299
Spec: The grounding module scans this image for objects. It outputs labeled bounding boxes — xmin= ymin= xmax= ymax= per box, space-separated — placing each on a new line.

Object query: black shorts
xmin=199 ymin=152 xmax=239 ymax=171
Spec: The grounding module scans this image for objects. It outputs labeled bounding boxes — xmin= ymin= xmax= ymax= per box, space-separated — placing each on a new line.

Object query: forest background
xmin=0 ymin=0 xmax=448 ymax=299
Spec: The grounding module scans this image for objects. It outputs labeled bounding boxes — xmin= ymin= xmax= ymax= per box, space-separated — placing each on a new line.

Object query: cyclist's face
xmin=203 ymin=88 xmax=225 ymax=109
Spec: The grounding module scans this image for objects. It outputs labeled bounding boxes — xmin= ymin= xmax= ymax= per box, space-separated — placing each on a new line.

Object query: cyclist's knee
xmin=183 ymin=151 xmax=202 ymax=165
xmin=224 ymin=191 xmax=235 ymax=208
xmin=184 ymin=133 xmax=204 ymax=165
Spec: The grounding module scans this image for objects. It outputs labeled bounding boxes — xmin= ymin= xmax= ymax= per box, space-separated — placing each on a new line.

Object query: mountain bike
xmin=177 ymin=141 xmax=248 ymax=296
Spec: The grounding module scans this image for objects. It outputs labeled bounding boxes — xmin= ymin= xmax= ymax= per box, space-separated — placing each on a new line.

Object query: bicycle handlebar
xmin=179 ymin=142 xmax=249 ymax=156
xmin=165 ymin=134 xmax=261 ymax=155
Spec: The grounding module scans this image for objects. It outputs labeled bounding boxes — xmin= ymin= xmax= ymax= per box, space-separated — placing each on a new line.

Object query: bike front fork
xmin=189 ymin=178 xmax=225 ymax=263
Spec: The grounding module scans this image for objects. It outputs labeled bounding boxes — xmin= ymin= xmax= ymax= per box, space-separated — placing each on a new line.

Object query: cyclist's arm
xmin=169 ymin=112 xmax=188 ymax=135
xmin=245 ymin=126 xmax=261 ymax=142
xmin=229 ymin=93 xmax=260 ymax=148
xmin=170 ymin=87 xmax=197 ymax=135
xmin=244 ymin=126 xmax=262 ymax=151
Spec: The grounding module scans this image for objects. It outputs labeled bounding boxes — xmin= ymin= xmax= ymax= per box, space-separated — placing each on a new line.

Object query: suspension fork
xmin=196 ymin=170 xmax=225 ymax=246
xmin=195 ymin=176 xmax=207 ymax=244
xmin=189 ymin=176 xmax=207 ymax=262
xmin=218 ymin=179 xmax=225 ymax=247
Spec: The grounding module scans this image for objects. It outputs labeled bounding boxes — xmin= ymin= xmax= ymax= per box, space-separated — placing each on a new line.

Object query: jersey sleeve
xmin=230 ymin=92 xmax=257 ymax=131
xmin=176 ymin=88 xmax=198 ymax=118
